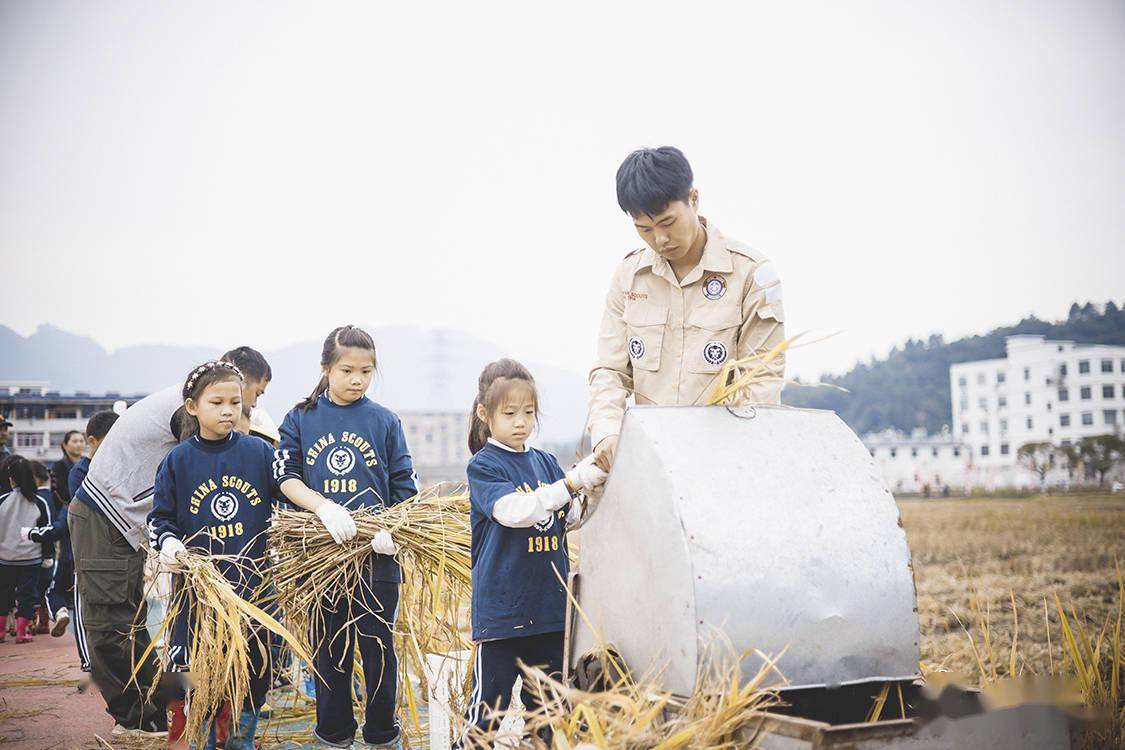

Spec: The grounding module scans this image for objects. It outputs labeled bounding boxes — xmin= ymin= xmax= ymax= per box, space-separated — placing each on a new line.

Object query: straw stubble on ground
xmin=901 ymin=494 xmax=1124 ymax=676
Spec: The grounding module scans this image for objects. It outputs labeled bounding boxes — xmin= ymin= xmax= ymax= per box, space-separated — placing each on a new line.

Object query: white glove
xmin=370 ymin=529 xmax=398 ymax=556
xmin=20 ymin=526 xmax=33 ymax=540
xmin=566 ymin=455 xmax=608 ymax=494
xmin=315 ymin=501 xmax=357 ymax=545
xmin=41 ymin=558 xmax=54 ymax=569
xmin=160 ymin=537 xmax=187 ymax=567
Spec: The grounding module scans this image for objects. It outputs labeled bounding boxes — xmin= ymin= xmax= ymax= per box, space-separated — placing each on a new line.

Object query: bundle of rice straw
xmin=460 ymin=641 xmax=783 ymax=750
xmin=270 ymin=482 xmax=474 ymax=719
xmin=136 ymin=548 xmax=315 ymax=746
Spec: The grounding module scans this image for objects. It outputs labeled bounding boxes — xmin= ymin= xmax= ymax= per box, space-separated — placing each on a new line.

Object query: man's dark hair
xmin=615 ymin=146 xmax=694 ymax=217
xmin=86 ymin=411 xmax=120 ymax=441
xmin=221 ymin=346 xmax=272 ymax=383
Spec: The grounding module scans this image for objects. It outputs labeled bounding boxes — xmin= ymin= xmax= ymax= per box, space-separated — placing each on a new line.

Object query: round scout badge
xmin=703 ymin=274 xmax=726 ymax=300
xmin=628 ymin=336 xmax=645 ymax=360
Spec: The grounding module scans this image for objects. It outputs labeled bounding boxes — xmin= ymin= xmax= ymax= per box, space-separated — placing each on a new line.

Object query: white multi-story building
xmin=949 ymin=335 xmax=1125 ymax=487
xmin=399 ymin=410 xmax=472 ymax=485
xmin=863 ymin=427 xmax=969 ymax=494
xmin=0 ymin=381 xmax=139 ymax=463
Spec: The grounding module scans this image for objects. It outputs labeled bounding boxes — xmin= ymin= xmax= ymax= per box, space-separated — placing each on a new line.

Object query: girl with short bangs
xmin=460 ymin=359 xmax=608 ymax=743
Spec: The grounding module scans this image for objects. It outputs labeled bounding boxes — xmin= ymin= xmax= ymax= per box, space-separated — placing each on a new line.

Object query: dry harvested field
xmin=900 ymin=494 xmax=1124 ymax=676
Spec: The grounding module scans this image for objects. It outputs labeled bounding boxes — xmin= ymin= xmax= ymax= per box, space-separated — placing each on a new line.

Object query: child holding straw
xmin=148 ymin=360 xmax=292 ymax=749
xmin=275 ymin=324 xmax=418 ymax=750
xmin=460 ymin=359 xmax=607 ymax=743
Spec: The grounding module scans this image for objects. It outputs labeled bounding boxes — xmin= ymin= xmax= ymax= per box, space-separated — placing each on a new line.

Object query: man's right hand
xmin=593 ymin=435 xmax=619 ymax=472
xmin=315 ymin=501 xmax=358 ymax=545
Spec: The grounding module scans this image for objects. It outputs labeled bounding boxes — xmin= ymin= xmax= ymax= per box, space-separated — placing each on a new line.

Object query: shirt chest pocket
xmin=622 ymin=303 xmax=667 ymax=372
xmin=686 ymin=304 xmax=741 ymax=374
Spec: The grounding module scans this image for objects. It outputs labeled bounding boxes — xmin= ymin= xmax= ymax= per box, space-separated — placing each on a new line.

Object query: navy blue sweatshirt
xmin=148 ymin=432 xmax=277 ymax=595
xmin=29 ymin=456 xmax=88 ymax=562
xmin=276 ymin=394 xmax=417 ymax=583
xmin=467 ymin=442 xmax=570 ymax=641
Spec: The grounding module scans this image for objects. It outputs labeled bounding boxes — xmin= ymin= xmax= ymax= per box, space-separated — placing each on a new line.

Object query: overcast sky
xmin=1 ymin=0 xmax=1122 ymax=382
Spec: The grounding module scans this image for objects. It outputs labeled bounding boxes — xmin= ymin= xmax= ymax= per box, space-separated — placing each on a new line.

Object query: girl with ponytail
xmin=459 ymin=359 xmax=608 ymax=743
xmin=275 ymin=325 xmax=417 ymax=748
xmin=0 ymin=456 xmax=55 ymax=643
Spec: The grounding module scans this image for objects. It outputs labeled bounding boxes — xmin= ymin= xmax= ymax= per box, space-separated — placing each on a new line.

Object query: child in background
xmin=30 ymin=461 xmax=55 ymax=634
xmin=147 ymin=361 xmax=291 ymax=749
xmin=275 ymin=325 xmax=418 ymax=750
xmin=461 ymin=359 xmax=607 ymax=741
xmin=0 ymin=456 xmax=55 ymax=643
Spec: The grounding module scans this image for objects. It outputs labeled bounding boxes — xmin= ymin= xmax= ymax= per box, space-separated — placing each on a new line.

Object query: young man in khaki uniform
xmin=588 ymin=147 xmax=785 ymax=470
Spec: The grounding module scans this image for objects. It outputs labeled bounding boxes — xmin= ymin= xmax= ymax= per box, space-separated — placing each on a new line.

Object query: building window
xmin=960 ymin=399 xmax=968 ymax=412
xmin=1061 ymin=439 xmax=1071 ymax=447
xmin=1060 ymin=363 xmax=1068 ymax=377
xmin=932 ymin=447 xmax=939 ymax=457
xmin=1059 ymin=388 xmax=1069 ymax=402
xmin=890 ymin=448 xmax=897 ymax=458
xmin=953 ymin=447 xmax=961 ymax=457
xmin=978 ymin=397 xmax=987 ymax=410
xmin=1023 ymin=367 xmax=1030 ymax=381
xmin=910 ymin=447 xmax=918 ymax=458
xmin=1081 ymin=386 xmax=1092 ymax=400
xmin=1060 ymin=414 xmax=1071 ymax=427
xmin=1000 ymin=443 xmax=1009 ymax=456
xmin=1047 ymin=402 xmax=1053 ymax=411
xmin=981 ymin=445 xmax=991 ymax=456
xmin=14 ymin=432 xmax=44 ymax=448
xmin=1103 ymin=385 xmax=1115 ymax=399
xmin=999 ymin=419 xmax=1008 ymax=433
xmin=979 ymin=421 xmax=989 ymax=434
xmin=958 ymin=375 xmax=967 ymax=387
xmin=997 ymin=371 xmax=1006 ymax=384
xmin=1079 ymin=360 xmax=1090 ymax=374
xmin=1024 ymin=392 xmax=1031 ymax=405
xmin=1102 ymin=359 xmax=1113 ymax=373
xmin=48 ymin=431 xmax=70 ymax=445
xmin=1082 ymin=412 xmax=1094 ymax=426
xmin=1121 ymin=358 xmax=1125 ymax=373
xmin=1104 ymin=410 xmax=1118 ymax=426
xmin=1026 ymin=417 xmax=1033 ymax=430
xmin=998 ymin=395 xmax=1008 ymax=408
xmin=977 ymin=373 xmax=986 ymax=385
xmin=960 ymin=423 xmax=969 ymax=434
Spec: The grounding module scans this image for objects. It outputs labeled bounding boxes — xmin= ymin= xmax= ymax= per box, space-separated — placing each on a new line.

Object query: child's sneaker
xmin=51 ymin=607 xmax=70 ymax=636
xmin=311 ymin=729 xmax=353 ymax=749
xmin=34 ymin=606 xmax=50 ymax=634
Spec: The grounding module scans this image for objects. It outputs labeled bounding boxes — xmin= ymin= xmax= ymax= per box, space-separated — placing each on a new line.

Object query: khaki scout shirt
xmin=586 ymin=219 xmax=785 ymax=448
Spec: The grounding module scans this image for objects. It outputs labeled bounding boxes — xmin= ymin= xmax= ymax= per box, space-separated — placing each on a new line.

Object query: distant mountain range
xmin=4 ymin=301 xmax=1123 ymax=443
xmin=0 ymin=324 xmax=590 ymax=444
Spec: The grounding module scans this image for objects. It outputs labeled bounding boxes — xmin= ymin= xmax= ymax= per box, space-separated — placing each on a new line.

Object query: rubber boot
xmin=15 ymin=617 xmax=33 ymax=643
xmin=167 ymin=698 xmax=189 ymax=750
xmin=215 ymin=701 xmax=232 ymax=747
xmin=223 ymin=708 xmax=259 ymax=750
xmin=0 ymin=615 xmax=7 ymax=643
xmin=35 ymin=605 xmax=50 ymax=634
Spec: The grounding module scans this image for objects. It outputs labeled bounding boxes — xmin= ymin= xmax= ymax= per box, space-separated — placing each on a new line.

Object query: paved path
xmin=0 ymin=628 xmax=114 ymax=749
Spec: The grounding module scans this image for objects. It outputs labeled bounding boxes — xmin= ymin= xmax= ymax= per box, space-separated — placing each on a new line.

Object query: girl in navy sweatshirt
xmin=149 ymin=360 xmax=306 ymax=749
xmin=460 ymin=359 xmax=607 ymax=743
xmin=275 ymin=325 xmax=418 ymax=750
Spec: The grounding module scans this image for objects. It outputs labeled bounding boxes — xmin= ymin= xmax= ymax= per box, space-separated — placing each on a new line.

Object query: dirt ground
xmin=900 ymin=493 xmax=1125 ymax=678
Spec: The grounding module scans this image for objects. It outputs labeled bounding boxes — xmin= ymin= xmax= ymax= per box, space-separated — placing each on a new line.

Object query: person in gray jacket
xmin=68 ymin=347 xmax=272 ymax=736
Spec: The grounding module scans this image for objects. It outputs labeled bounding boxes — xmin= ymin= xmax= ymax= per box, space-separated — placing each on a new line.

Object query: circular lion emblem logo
xmin=703 ymin=340 xmax=729 ymax=366
xmin=533 ymin=513 xmax=556 ymax=533
xmin=326 ymin=446 xmax=356 ymax=477
xmin=627 ymin=336 xmax=645 ymax=360
xmin=211 ymin=492 xmax=239 ymax=522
